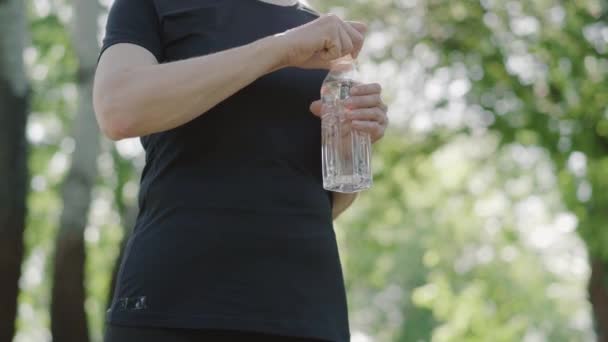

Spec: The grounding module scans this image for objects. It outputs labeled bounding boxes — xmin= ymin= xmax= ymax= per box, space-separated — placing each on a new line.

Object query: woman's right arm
xmin=93 ymin=15 xmax=366 ymax=141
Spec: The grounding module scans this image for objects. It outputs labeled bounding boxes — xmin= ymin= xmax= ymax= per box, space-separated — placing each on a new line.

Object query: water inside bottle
xmin=321 ymin=79 xmax=372 ymax=193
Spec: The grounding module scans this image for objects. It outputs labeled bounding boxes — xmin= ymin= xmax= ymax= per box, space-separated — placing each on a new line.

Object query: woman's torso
xmin=107 ymin=1 xmax=350 ymax=341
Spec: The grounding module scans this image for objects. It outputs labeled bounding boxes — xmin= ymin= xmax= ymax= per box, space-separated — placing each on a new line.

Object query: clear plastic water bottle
xmin=321 ymin=56 xmax=373 ymax=193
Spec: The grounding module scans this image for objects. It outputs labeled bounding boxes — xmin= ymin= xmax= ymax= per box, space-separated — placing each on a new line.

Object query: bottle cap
xmin=329 ymin=54 xmax=357 ymax=73
xmin=330 ymin=54 xmax=355 ymax=66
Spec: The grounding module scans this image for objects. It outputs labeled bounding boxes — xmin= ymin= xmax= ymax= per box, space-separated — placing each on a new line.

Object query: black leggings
xmin=104 ymin=324 xmax=330 ymax=342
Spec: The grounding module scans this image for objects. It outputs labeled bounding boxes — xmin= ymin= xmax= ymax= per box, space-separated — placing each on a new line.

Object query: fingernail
xmin=350 ymin=87 xmax=358 ymax=95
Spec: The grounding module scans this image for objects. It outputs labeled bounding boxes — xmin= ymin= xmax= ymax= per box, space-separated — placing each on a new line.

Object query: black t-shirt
xmin=101 ymin=1 xmax=349 ymax=341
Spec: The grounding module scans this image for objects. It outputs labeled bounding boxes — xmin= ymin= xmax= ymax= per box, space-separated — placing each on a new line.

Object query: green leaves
xmin=309 ymin=0 xmax=601 ymax=338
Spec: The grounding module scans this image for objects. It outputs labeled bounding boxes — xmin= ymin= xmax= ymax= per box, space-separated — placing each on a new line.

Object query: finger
xmin=346 ymin=21 xmax=368 ymax=36
xmin=321 ymin=30 xmax=343 ymax=60
xmin=340 ymin=120 xmax=354 ymax=139
xmin=346 ymin=108 xmax=387 ymax=124
xmin=309 ymin=51 xmax=332 ymax=70
xmin=350 ymin=83 xmax=382 ymax=96
xmin=338 ymin=24 xmax=354 ymax=56
xmin=344 ymin=93 xmax=383 ymax=109
xmin=380 ymin=101 xmax=388 ymax=112
xmin=342 ymin=22 xmax=365 ymax=58
xmin=310 ymin=100 xmax=323 ymax=117
xmin=352 ymin=120 xmax=385 ymax=142
xmin=318 ymin=16 xmax=343 ymax=61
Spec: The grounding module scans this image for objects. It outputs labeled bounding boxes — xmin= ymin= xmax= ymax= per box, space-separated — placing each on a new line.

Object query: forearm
xmin=332 ymin=192 xmax=358 ymax=220
xmin=96 ymin=36 xmax=285 ymax=139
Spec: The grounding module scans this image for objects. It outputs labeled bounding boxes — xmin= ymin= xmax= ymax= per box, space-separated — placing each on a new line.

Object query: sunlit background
xmin=3 ymin=0 xmax=608 ymax=341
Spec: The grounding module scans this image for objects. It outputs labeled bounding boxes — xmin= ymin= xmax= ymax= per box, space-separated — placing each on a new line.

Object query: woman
xmin=94 ymin=0 xmax=389 ymax=341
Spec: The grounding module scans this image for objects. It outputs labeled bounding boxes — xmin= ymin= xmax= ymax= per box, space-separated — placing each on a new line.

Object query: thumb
xmin=309 ymin=99 xmax=323 ymax=117
xmin=346 ymin=21 xmax=368 ymax=35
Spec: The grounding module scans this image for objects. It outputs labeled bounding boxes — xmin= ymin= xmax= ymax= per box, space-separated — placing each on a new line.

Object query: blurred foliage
xmin=313 ymin=0 xmax=600 ymax=340
xmin=414 ymin=0 xmax=608 ymax=261
xmin=13 ymin=0 xmax=605 ymax=341
xmin=312 ymin=0 xmax=608 ymax=254
xmin=334 ymin=133 xmax=591 ymax=341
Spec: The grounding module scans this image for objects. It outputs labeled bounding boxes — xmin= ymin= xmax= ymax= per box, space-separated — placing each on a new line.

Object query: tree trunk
xmin=50 ymin=1 xmax=100 ymax=341
xmin=589 ymin=257 xmax=608 ymax=342
xmin=0 ymin=0 xmax=29 ymax=341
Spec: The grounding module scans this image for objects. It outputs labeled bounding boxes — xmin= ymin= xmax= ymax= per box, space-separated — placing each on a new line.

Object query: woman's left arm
xmin=310 ymin=82 xmax=389 ymax=220
xmin=332 ymin=192 xmax=358 ymax=219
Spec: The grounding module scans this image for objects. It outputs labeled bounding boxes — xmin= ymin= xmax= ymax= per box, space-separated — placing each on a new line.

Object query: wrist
xmin=268 ymin=32 xmax=294 ymax=71
xmin=255 ymin=34 xmax=291 ymax=73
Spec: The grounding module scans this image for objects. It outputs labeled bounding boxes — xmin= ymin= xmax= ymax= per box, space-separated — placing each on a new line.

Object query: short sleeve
xmin=100 ymin=0 xmax=163 ymax=62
